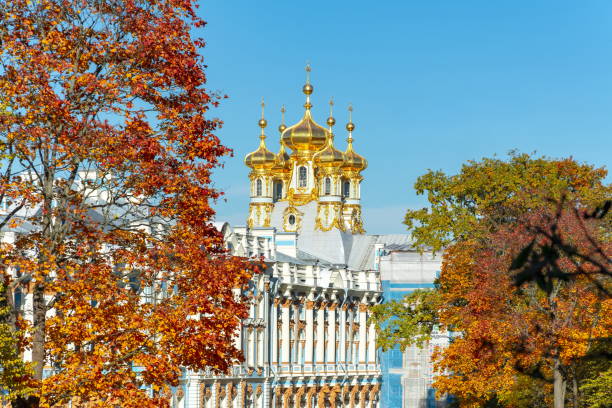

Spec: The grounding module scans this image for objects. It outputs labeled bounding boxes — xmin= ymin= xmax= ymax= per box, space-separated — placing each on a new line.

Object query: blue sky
xmin=196 ymin=1 xmax=612 ymax=234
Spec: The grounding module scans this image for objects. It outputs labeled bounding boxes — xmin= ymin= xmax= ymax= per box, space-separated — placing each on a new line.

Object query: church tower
xmin=245 ymin=66 xmax=367 ymax=236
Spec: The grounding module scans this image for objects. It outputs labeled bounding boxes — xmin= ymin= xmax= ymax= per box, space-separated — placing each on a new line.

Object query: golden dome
xmin=245 ymin=104 xmax=276 ymax=169
xmin=343 ymin=141 xmax=367 ymax=171
xmin=314 ymin=134 xmax=345 ymax=166
xmin=280 ymin=68 xmax=330 ymax=153
xmin=314 ymin=99 xmax=345 ymax=166
xmin=245 ymin=135 xmax=276 ymax=170
xmin=281 ymin=97 xmax=329 ymax=153
xmin=342 ymin=108 xmax=367 ymax=171
xmin=274 ymin=143 xmax=291 ymax=169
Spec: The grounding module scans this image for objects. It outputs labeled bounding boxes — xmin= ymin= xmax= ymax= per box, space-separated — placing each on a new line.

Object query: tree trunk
xmin=32 ymin=283 xmax=46 ymax=382
xmin=572 ymin=367 xmax=579 ymax=408
xmin=553 ymin=357 xmax=566 ymax=408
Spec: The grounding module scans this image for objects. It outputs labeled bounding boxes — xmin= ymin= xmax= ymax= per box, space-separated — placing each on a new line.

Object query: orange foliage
xmin=433 ymin=208 xmax=611 ymax=406
xmin=0 ymin=0 xmax=254 ymax=406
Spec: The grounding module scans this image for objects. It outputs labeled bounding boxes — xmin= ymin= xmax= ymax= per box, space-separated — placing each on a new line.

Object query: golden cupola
xmin=245 ymin=99 xmax=276 ymax=170
xmin=281 ymin=65 xmax=329 ymax=154
xmin=314 ymin=98 xmax=346 ymax=166
xmin=273 ymin=106 xmax=291 ymax=170
xmin=342 ymin=105 xmax=367 ymax=172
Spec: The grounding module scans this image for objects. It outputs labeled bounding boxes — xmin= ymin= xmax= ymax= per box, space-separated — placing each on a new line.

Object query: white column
xmin=263 ymin=380 xmax=271 ymax=408
xmin=247 ymin=328 xmax=255 ymax=367
xmin=257 ymin=329 xmax=264 ymax=368
xmin=305 ymin=301 xmax=314 ymax=365
xmin=281 ymin=301 xmax=290 ymax=364
xmin=211 ymin=382 xmax=218 ymax=408
xmin=271 ymin=299 xmax=279 ymax=365
xmin=327 ymin=304 xmax=336 ymax=365
xmin=339 ymin=305 xmax=347 ymax=365
xmin=185 ymin=374 xmax=200 ymax=408
xmin=368 ymin=320 xmax=376 ymax=365
xmin=358 ymin=303 xmax=367 ymax=364
xmin=316 ymin=304 xmax=325 ymax=364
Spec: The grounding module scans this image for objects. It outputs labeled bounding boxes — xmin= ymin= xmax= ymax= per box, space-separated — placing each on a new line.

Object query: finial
xmin=305 ymin=62 xmax=311 ymax=84
xmin=303 ymin=63 xmax=313 ymax=109
xmin=258 ymin=98 xmax=267 ymax=140
xmin=327 ymin=97 xmax=336 ymax=130
xmin=278 ymin=105 xmax=287 ymax=133
xmin=260 ymin=97 xmax=265 ymax=119
xmin=346 ymin=104 xmax=355 ymax=142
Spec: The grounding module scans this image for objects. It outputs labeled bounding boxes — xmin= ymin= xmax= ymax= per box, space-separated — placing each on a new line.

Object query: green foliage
xmin=498 ymin=374 xmax=549 ymax=408
xmin=580 ymin=368 xmax=612 ymax=408
xmin=578 ymin=342 xmax=612 ymax=408
xmin=369 ymin=289 xmax=439 ymax=351
xmin=0 ymin=283 xmax=34 ymax=400
xmin=405 ymin=152 xmax=610 ymax=252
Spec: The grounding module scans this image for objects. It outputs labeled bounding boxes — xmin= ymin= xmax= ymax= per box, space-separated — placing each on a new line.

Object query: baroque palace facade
xmin=178 ymin=69 xmax=449 ymax=408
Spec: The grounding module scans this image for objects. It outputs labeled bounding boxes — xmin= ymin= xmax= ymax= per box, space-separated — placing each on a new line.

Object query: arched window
xmin=298 ymin=166 xmax=307 ymax=188
xmin=342 ymin=180 xmax=350 ymax=198
xmin=288 ymin=215 xmax=296 ymax=225
xmin=324 ymin=177 xmax=331 ymax=195
xmin=274 ymin=180 xmax=283 ymax=201
xmin=256 ymin=179 xmax=262 ymax=196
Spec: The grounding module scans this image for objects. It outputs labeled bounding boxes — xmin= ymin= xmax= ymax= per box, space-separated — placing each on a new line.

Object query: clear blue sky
xmin=197 ymin=0 xmax=612 ymax=234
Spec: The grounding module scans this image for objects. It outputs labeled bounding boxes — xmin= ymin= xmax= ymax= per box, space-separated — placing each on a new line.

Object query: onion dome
xmin=281 ymin=64 xmax=329 ymax=153
xmin=314 ymin=98 xmax=346 ymax=166
xmin=275 ymin=143 xmax=291 ymax=168
xmin=245 ymin=99 xmax=276 ymax=170
xmin=274 ymin=106 xmax=291 ymax=170
xmin=342 ymin=105 xmax=367 ymax=171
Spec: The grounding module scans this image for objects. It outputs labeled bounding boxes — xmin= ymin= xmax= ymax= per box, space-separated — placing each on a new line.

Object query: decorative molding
xmin=359 ymin=385 xmax=370 ymax=408
xmin=349 ymin=385 xmax=359 ymax=408
xmin=283 ymin=386 xmax=293 ymax=408
xmin=295 ymin=385 xmax=307 ymax=408
xmin=306 ymin=386 xmax=318 ymax=408
xmin=317 ymin=385 xmax=330 ymax=408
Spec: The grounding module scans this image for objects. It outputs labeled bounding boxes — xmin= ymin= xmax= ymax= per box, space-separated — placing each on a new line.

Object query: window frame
xmin=255 ymin=178 xmax=263 ymax=196
xmin=324 ymin=177 xmax=331 ymax=195
xmin=298 ymin=166 xmax=307 ymax=188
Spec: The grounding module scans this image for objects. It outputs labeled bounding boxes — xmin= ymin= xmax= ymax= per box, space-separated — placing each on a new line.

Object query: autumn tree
xmin=0 ymin=0 xmax=254 ymax=407
xmin=372 ymin=153 xmax=610 ymax=408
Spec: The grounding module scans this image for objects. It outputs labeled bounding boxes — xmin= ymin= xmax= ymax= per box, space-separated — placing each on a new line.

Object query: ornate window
xmin=342 ymin=180 xmax=351 ymax=198
xmin=324 ymin=177 xmax=331 ymax=195
xmin=298 ymin=166 xmax=307 ymax=188
xmin=274 ymin=180 xmax=283 ymax=201
xmin=256 ymin=179 xmax=262 ymax=196
xmin=288 ymin=215 xmax=296 ymax=225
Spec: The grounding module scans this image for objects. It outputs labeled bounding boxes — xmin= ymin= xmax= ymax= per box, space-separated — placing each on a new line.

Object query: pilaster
xmin=358 ymin=303 xmax=367 ymax=365
xmin=315 ymin=303 xmax=326 ymax=364
xmin=305 ymin=300 xmax=314 ymax=366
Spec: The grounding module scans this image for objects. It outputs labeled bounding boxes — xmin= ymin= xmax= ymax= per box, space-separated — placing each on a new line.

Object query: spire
xmin=342 ymin=103 xmax=367 ymax=172
xmin=275 ymin=105 xmax=290 ymax=169
xmin=258 ymin=97 xmax=267 ymax=144
xmin=327 ymin=96 xmax=336 ymax=140
xmin=327 ymin=97 xmax=336 ymax=133
xmin=346 ymin=103 xmax=355 ymax=144
xmin=303 ymin=63 xmax=313 ymax=110
xmin=278 ymin=105 xmax=287 ymax=134
xmin=245 ymin=98 xmax=276 ymax=170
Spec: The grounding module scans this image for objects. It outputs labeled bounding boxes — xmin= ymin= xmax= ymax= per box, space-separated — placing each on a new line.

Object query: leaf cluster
xmin=405 ymin=152 xmax=610 ymax=252
xmin=370 ymin=289 xmax=440 ymax=351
